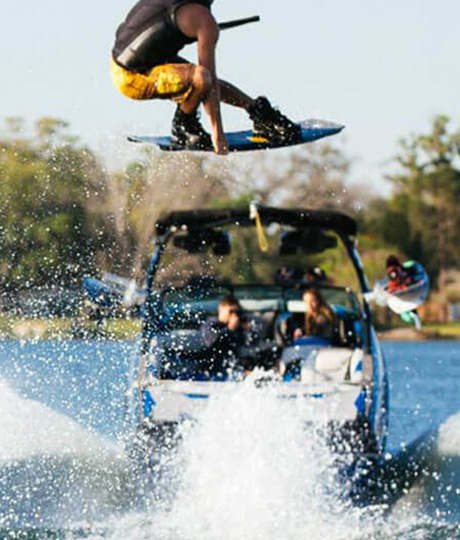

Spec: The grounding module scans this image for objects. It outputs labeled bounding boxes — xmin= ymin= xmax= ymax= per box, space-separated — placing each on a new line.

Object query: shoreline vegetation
xmin=0 ymin=316 xmax=142 ymax=341
xmin=1 ymin=316 xmax=459 ymax=341
xmin=2 ymin=116 xmax=460 ymax=332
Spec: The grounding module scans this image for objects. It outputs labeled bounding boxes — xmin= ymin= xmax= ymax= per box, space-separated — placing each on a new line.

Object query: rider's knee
xmin=192 ymin=65 xmax=212 ymax=94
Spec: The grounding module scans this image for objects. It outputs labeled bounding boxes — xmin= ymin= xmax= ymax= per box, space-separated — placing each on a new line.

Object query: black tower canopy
xmin=155 ymin=206 xmax=357 ymax=238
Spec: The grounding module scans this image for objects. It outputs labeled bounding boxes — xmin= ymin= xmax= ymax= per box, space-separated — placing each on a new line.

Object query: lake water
xmin=0 ymin=339 xmax=460 ymax=539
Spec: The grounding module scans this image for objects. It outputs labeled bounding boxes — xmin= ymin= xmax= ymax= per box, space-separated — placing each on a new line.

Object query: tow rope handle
xmin=218 ymin=16 xmax=260 ymax=31
xmin=187 ymin=16 xmax=260 ymax=45
xmin=250 ymin=202 xmax=269 ymax=252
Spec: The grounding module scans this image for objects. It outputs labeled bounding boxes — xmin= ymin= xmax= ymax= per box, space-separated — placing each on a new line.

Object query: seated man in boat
xmin=200 ymin=295 xmax=246 ymax=374
xmin=274 ymin=265 xmax=297 ymax=285
xmin=292 ymin=289 xmax=337 ymax=342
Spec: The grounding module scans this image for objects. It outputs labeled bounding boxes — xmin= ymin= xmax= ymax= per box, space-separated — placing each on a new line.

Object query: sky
xmin=2 ymin=0 xmax=460 ymax=192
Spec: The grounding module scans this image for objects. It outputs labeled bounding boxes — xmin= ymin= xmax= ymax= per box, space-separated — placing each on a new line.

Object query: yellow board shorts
xmin=110 ymin=58 xmax=193 ymax=103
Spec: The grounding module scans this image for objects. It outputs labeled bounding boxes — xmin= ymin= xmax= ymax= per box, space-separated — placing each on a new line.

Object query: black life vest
xmin=113 ymin=0 xmax=212 ymax=72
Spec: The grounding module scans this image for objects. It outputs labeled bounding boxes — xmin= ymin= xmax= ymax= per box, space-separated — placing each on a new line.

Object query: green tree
xmin=385 ymin=115 xmax=460 ymax=280
xmin=225 ymin=142 xmax=369 ymax=216
xmin=101 ymin=149 xmax=232 ymax=277
xmin=0 ymin=117 xmax=107 ymax=287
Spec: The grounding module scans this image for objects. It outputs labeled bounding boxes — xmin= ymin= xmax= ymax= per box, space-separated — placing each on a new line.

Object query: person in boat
xmin=111 ymin=0 xmax=301 ymax=154
xmin=275 ymin=265 xmax=296 ymax=285
xmin=385 ymin=255 xmax=414 ymax=293
xmin=200 ymin=295 xmax=246 ymax=373
xmin=303 ymin=266 xmax=328 ymax=284
xmin=292 ymin=289 xmax=337 ymax=341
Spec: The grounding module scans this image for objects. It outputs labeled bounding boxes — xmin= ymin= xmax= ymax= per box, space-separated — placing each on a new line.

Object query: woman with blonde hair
xmin=293 ymin=289 xmax=336 ymax=341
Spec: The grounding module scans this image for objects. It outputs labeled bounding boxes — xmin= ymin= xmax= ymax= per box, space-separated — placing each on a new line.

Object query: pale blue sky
xmin=2 ymin=0 xmax=459 ymax=189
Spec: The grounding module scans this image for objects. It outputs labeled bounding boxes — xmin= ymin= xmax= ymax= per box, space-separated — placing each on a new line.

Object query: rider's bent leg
xmin=172 ymin=64 xmax=213 ymax=149
xmin=219 ymin=79 xmax=255 ymax=110
xmin=111 ymin=59 xmax=213 ymax=149
xmin=247 ymin=97 xmax=301 ymax=143
xmin=111 ymin=60 xmax=194 ymax=101
xmin=179 ymin=64 xmax=212 ymax=113
xmin=217 ymin=79 xmax=300 ymax=144
xmin=111 ymin=56 xmax=301 ymax=148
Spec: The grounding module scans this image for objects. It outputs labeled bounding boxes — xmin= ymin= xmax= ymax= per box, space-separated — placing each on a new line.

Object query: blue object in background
xmin=355 ymin=388 xmax=367 ymax=417
xmin=82 ymin=277 xmax=119 ymax=308
xmin=293 ymin=336 xmax=331 ymax=347
xmin=141 ymin=389 xmax=156 ymax=417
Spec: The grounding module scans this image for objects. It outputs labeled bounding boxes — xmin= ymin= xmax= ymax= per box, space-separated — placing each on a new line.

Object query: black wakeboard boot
xmin=248 ymin=96 xmax=301 ymax=144
xmin=171 ymin=106 xmax=213 ymax=150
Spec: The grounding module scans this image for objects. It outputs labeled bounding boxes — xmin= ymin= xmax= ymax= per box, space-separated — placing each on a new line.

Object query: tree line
xmin=1 ymin=115 xmax=459 ymax=293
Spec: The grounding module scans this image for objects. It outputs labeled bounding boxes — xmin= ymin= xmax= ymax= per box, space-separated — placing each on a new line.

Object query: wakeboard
xmin=127 ymin=119 xmax=344 ymax=152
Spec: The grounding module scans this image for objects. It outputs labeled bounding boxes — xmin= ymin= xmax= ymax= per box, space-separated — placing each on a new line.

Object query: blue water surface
xmin=384 ymin=340 xmax=460 ymax=448
xmin=0 ymin=339 xmax=137 ymax=439
xmin=0 ymin=339 xmax=459 ymax=445
xmin=0 ymin=338 xmax=460 ymax=539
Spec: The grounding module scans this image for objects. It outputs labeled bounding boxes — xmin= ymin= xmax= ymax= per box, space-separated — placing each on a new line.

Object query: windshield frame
xmin=141 ymin=214 xmax=373 ymax=354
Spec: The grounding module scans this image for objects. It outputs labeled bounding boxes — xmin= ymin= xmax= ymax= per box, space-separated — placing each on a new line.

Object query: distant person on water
xmin=384 ymin=255 xmax=427 ymax=329
xmin=111 ymin=0 xmax=300 ymax=154
xmin=385 ymin=255 xmax=413 ymax=293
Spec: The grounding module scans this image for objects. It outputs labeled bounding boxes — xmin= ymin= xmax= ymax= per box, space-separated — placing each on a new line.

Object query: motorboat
xmin=127 ymin=205 xmax=389 ymax=498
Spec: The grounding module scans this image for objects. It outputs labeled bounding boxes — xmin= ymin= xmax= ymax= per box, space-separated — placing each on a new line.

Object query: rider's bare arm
xmin=176 ymin=4 xmax=228 ymax=154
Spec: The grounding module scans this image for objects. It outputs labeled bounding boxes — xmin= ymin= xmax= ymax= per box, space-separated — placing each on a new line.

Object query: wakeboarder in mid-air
xmin=111 ymin=0 xmax=302 ymax=154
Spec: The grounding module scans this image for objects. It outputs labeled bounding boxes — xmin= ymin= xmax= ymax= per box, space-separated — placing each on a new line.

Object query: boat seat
xmin=281 ymin=344 xmax=364 ymax=384
xmin=274 ymin=311 xmax=341 ymax=346
xmin=302 ymin=347 xmax=364 ymax=384
xmin=158 ymin=328 xmax=207 ymax=354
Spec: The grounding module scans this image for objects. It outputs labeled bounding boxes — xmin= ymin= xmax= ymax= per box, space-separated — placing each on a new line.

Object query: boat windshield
xmin=161 ymin=283 xmax=361 ymax=317
xmin=155 ymin=224 xmax=362 ymax=316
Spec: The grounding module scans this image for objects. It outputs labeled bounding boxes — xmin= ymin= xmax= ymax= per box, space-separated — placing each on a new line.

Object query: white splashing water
xmin=0 ymin=379 xmax=121 ymax=463
xmin=0 ymin=379 xmax=134 ymax=529
xmin=167 ymin=383 xmax=345 ymax=538
xmin=1 ymin=374 xmax=457 ymax=537
xmin=96 ymin=377 xmax=392 ymax=540
xmin=437 ymin=412 xmax=460 ymax=458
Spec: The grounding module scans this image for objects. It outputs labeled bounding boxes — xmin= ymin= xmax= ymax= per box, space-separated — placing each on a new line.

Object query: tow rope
xmin=250 ymin=202 xmax=269 ymax=252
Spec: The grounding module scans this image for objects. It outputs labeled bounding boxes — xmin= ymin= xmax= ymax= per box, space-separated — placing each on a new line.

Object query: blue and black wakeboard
xmin=127 ymin=119 xmax=344 ymax=152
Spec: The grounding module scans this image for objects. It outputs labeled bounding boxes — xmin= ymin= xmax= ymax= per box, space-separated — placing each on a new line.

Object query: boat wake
xmin=86 ymin=379 xmax=381 ymax=540
xmin=390 ymin=411 xmax=460 ymax=523
xmin=1 ymin=377 xmax=460 ymax=539
xmin=0 ymin=379 xmax=137 ymax=530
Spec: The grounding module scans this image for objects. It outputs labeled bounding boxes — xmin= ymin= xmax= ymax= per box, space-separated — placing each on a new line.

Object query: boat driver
xmin=111 ymin=0 xmax=301 ymax=154
xmin=201 ymin=295 xmax=246 ymax=374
